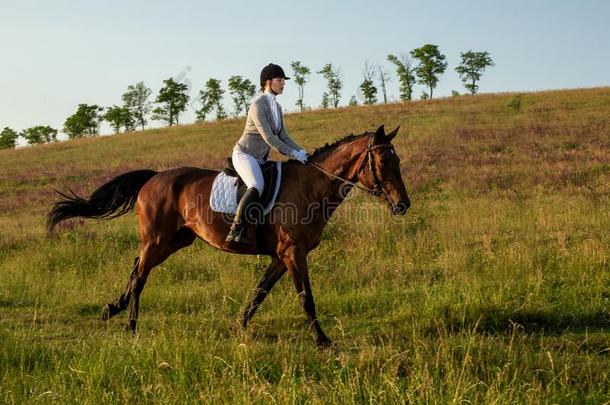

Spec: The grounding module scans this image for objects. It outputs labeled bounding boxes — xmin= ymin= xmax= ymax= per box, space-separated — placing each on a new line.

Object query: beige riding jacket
xmin=233 ymin=93 xmax=301 ymax=163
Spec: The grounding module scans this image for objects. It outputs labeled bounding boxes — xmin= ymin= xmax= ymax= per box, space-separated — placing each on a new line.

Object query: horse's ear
xmin=386 ymin=125 xmax=400 ymax=141
xmin=374 ymin=125 xmax=385 ymax=141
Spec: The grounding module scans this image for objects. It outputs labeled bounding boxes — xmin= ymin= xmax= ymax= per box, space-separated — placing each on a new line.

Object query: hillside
xmin=1 ymin=88 xmax=608 ymax=218
xmin=1 ymin=88 xmax=609 ymax=403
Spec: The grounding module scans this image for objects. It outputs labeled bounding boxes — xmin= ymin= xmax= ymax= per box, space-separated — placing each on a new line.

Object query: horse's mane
xmin=309 ymin=131 xmax=370 ymax=159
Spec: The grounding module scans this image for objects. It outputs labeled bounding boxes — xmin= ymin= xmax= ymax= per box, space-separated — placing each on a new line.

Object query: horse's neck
xmin=303 ymin=140 xmax=367 ymax=213
xmin=314 ymin=140 xmax=366 ymax=184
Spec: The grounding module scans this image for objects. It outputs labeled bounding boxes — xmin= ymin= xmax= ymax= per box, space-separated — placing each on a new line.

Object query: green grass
xmin=1 ymin=88 xmax=609 ymax=403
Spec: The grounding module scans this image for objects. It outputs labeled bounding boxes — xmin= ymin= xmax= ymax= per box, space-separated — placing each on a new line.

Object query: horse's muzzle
xmin=393 ymin=199 xmax=410 ymax=215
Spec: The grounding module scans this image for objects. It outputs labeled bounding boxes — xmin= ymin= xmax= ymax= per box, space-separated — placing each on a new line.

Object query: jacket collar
xmin=263 ymin=89 xmax=277 ymax=102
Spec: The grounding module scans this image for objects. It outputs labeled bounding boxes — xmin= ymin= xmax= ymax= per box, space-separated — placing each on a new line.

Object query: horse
xmin=46 ymin=124 xmax=410 ymax=347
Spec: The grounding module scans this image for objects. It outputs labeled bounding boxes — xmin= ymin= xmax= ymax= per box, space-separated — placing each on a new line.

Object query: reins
xmin=308 ymin=161 xmax=378 ymax=196
xmin=307 ymin=136 xmax=395 ymax=199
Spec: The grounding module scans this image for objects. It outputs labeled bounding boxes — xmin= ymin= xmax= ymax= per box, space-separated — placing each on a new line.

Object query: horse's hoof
xmin=316 ymin=336 xmax=333 ymax=349
xmin=101 ymin=304 xmax=111 ymax=321
xmin=127 ymin=319 xmax=138 ymax=334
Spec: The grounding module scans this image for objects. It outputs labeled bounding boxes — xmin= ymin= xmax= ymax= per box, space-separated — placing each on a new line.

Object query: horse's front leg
xmin=282 ymin=245 xmax=331 ymax=347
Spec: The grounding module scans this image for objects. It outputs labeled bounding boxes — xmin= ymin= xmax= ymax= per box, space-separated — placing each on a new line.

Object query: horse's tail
xmin=46 ymin=169 xmax=158 ymax=233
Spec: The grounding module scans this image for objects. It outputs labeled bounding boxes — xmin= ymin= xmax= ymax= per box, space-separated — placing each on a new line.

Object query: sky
xmin=1 ymin=0 xmax=609 ymax=144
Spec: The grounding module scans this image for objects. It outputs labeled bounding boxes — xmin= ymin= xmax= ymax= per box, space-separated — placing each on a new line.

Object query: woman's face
xmin=267 ymin=78 xmax=285 ymax=95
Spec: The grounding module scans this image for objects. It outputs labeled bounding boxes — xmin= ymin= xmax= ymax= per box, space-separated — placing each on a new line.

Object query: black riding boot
xmin=225 ymin=187 xmax=260 ymax=244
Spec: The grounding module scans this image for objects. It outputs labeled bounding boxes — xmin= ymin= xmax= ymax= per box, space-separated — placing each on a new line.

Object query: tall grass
xmin=1 ymin=88 xmax=609 ymax=403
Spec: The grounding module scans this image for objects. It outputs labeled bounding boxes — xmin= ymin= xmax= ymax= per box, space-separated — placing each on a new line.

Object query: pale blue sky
xmin=1 ymin=0 xmax=609 ymax=142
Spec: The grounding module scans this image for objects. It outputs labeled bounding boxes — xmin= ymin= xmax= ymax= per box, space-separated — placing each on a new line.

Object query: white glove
xmin=290 ymin=149 xmax=308 ymax=164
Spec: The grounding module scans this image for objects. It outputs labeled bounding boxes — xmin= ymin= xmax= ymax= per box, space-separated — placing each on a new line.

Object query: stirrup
xmin=225 ymin=221 xmax=249 ymax=244
xmin=233 ymin=226 xmax=253 ymax=244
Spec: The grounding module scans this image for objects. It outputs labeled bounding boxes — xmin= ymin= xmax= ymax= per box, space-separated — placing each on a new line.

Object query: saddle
xmin=222 ymin=157 xmax=281 ymax=209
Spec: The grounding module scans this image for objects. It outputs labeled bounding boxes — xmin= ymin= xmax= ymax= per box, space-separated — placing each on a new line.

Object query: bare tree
xmin=376 ymin=64 xmax=391 ymax=104
xmin=360 ymin=61 xmax=378 ymax=105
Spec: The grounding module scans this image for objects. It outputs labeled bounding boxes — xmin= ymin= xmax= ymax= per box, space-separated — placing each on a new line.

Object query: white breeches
xmin=232 ymin=150 xmax=264 ymax=194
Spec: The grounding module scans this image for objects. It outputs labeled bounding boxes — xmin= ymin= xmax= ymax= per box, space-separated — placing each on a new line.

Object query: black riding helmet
xmin=260 ymin=63 xmax=290 ymax=87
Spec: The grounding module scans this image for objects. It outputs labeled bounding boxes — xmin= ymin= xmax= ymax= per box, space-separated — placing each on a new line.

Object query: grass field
xmin=1 ymin=88 xmax=609 ymax=403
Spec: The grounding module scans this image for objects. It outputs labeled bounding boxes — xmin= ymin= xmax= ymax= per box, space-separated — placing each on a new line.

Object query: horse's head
xmin=356 ymin=125 xmax=411 ymax=215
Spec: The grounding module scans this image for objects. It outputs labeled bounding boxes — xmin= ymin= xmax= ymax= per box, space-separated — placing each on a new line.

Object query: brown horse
xmin=47 ymin=124 xmax=410 ymax=347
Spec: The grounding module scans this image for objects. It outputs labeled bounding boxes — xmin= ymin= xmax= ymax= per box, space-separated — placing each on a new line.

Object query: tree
xmin=122 ymin=81 xmax=152 ymax=130
xmin=22 ymin=125 xmax=58 ymax=145
xmin=320 ymin=92 xmax=330 ymax=109
xmin=348 ymin=96 xmax=358 ymax=106
xmin=0 ymin=127 xmax=19 ymax=149
xmin=455 ymin=50 xmax=494 ymax=95
xmin=387 ymin=54 xmax=416 ymax=101
xmin=196 ymin=84 xmax=213 ymax=122
xmin=410 ymin=44 xmax=448 ymax=99
xmin=215 ymin=101 xmax=227 ymax=121
xmin=317 ymin=63 xmax=342 ymax=108
xmin=377 ymin=64 xmax=391 ymax=104
xmin=63 ymin=104 xmax=104 ymax=138
xmin=360 ymin=62 xmax=378 ymax=105
xmin=196 ymin=78 xmax=226 ymax=122
xmin=152 ymin=78 xmax=190 ymax=126
xmin=290 ymin=61 xmax=311 ymax=112
xmin=228 ymin=76 xmax=256 ymax=117
xmin=103 ymin=105 xmax=135 ymax=134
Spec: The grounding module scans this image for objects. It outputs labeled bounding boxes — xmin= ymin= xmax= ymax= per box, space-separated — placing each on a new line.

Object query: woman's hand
xmin=290 ymin=149 xmax=308 ymax=164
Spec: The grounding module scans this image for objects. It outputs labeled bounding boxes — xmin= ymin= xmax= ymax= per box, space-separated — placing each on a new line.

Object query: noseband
xmin=361 ymin=136 xmax=395 ymax=198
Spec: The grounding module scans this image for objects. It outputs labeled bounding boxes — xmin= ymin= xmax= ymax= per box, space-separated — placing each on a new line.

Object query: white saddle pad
xmin=209 ymin=162 xmax=282 ymax=215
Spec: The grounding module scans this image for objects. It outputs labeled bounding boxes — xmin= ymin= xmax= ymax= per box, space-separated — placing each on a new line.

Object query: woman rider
xmin=225 ymin=63 xmax=309 ymax=244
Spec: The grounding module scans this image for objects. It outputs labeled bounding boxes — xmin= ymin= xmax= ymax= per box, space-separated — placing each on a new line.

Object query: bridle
xmin=308 ymin=135 xmax=395 ymax=203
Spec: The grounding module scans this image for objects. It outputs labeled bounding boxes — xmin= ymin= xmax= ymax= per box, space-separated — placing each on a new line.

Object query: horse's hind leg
xmin=126 ymin=241 xmax=167 ymax=332
xmin=240 ymin=258 xmax=287 ymax=329
xmin=101 ymin=256 xmax=139 ymax=321
xmin=127 ymin=227 xmax=196 ymax=332
xmin=102 ymin=227 xmax=197 ymax=323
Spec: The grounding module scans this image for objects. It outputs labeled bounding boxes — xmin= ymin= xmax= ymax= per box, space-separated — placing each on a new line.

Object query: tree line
xmin=0 ymin=45 xmax=493 ymax=149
